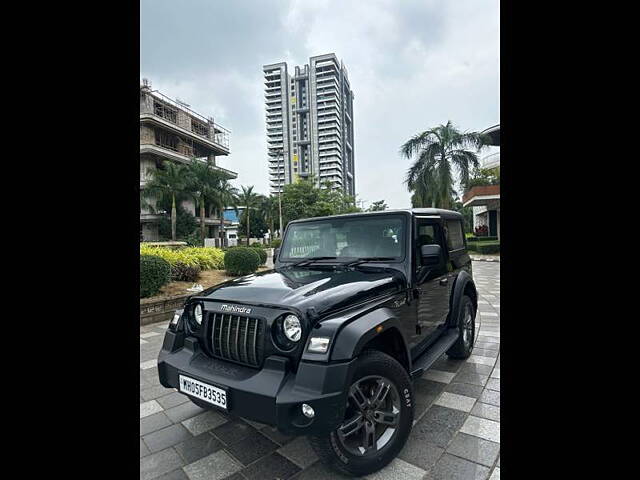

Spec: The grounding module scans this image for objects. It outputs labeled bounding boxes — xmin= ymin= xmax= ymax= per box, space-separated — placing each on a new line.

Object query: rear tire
xmin=308 ymin=350 xmax=414 ymax=477
xmin=447 ymin=295 xmax=475 ymax=359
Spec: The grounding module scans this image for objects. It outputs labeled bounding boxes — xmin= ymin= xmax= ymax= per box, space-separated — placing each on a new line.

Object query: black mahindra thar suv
xmin=158 ymin=209 xmax=477 ymax=476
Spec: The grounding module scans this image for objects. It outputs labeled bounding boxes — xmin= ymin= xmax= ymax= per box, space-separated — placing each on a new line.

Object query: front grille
xmin=209 ymin=313 xmax=264 ymax=368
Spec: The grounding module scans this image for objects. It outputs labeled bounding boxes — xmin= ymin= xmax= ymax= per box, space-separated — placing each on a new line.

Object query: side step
xmin=409 ymin=328 xmax=460 ymax=380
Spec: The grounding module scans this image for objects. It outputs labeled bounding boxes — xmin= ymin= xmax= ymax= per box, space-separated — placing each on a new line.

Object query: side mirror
xmin=274 ymin=248 xmax=280 ymax=261
xmin=421 ymin=244 xmax=442 ymax=260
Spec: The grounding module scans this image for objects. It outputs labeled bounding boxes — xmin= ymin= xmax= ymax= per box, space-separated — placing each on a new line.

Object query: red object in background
xmin=475 ymin=225 xmax=488 ymax=236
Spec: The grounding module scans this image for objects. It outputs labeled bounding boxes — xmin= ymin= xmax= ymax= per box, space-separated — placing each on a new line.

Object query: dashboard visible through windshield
xmin=279 ymin=215 xmax=406 ymax=262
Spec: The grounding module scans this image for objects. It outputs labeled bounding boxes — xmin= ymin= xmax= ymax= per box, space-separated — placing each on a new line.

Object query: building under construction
xmin=139 ymin=79 xmax=237 ymax=242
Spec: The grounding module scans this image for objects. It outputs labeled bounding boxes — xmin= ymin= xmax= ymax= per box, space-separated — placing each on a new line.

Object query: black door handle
xmin=439 ymin=278 xmax=448 ymax=286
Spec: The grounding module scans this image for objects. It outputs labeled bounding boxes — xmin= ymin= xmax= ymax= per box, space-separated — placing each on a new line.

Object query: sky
xmin=140 ymin=0 xmax=499 ymax=209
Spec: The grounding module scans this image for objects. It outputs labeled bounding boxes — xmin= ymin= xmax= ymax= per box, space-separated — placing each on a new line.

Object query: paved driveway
xmin=140 ymin=261 xmax=500 ymax=480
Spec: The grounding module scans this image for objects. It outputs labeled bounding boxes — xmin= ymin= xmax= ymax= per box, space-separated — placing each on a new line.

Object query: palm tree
xmin=237 ymin=185 xmax=261 ymax=245
xmin=401 ymin=121 xmax=487 ymax=209
xmin=143 ymin=161 xmax=188 ymax=240
xmin=211 ymin=179 xmax=239 ymax=244
xmin=185 ymin=158 xmax=222 ymax=243
xmin=259 ymin=195 xmax=279 ymax=240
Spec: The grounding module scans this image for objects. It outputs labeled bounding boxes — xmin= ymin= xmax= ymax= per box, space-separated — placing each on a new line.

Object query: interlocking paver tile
xmin=155 ymin=468 xmax=189 ymax=480
xmin=212 ymin=419 xmax=256 ymax=445
xmin=141 ymin=400 xmax=164 ymax=419
xmin=140 ymin=447 xmax=184 ymax=480
xmin=144 ymin=424 xmax=193 ymax=453
xmin=444 ymin=382 xmax=484 ymax=399
xmin=470 ymin=402 xmax=500 ymax=422
xmin=141 ymin=411 xmax=173 ymax=436
xmin=460 ymin=363 xmax=494 ymax=376
xmin=141 ymin=331 xmax=161 ymax=338
xmin=475 ymin=341 xmax=500 ymax=351
xmin=141 ymin=437 xmax=150 ymax=458
xmin=165 ymin=402 xmax=206 ymax=424
xmin=174 ymin=432 xmax=223 ymax=464
xmin=431 ymin=357 xmax=465 ymax=373
xmin=486 ymin=378 xmax=500 ymax=391
xmin=472 ymin=349 xmax=499 ymax=359
xmin=261 ymin=426 xmax=295 ymax=446
xmin=460 ymin=416 xmax=500 ymax=443
xmin=434 ymin=392 xmax=476 ymax=412
xmin=398 ymin=435 xmax=444 ymax=471
xmin=367 ymin=458 xmax=426 ymax=480
xmin=490 ymin=466 xmax=500 ymax=479
xmin=453 ymin=371 xmax=489 ymax=386
xmin=446 ymin=432 xmax=500 ymax=467
xmin=425 ymin=453 xmax=490 ymax=480
xmin=241 ymin=452 xmax=301 ymax=480
xmin=466 ymin=355 xmax=496 ymax=366
xmin=224 ymin=429 xmax=279 ymax=465
xmin=142 ymin=385 xmax=174 ymax=402
xmin=293 ymin=461 xmax=351 ymax=479
xmin=141 ymin=359 xmax=158 ymax=370
xmin=182 ymin=410 xmax=228 ymax=436
xmin=182 ymin=449 xmax=242 ymax=480
xmin=491 ymin=369 xmax=500 ymax=379
xmin=478 ymin=389 xmax=500 ymax=407
xmin=141 ymin=338 xmax=149 ymax=345
xmin=423 ymin=369 xmax=456 ymax=383
xmin=158 ymin=391 xmax=191 ymax=410
xmin=278 ymin=436 xmax=319 ymax=469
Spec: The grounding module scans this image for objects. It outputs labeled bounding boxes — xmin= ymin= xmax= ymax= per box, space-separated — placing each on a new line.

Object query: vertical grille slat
xmin=208 ymin=311 xmax=264 ymax=368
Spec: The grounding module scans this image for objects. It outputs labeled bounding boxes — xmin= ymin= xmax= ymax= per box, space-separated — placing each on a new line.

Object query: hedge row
xmin=467 ymin=241 xmax=500 ymax=254
xmin=139 ymin=245 xmax=225 ymax=270
xmin=224 ymin=247 xmax=261 ymax=275
xmin=140 ymin=255 xmax=171 ymax=298
xmin=465 ymin=235 xmax=498 ymax=243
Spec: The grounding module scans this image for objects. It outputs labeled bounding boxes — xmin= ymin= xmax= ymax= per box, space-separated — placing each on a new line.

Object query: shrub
xmin=171 ymin=262 xmax=201 ymax=282
xmin=224 ymin=247 xmax=261 ymax=276
xmin=250 ymin=242 xmax=265 ymax=249
xmin=467 ymin=241 xmax=500 ymax=254
xmin=270 ymin=238 xmax=282 ymax=249
xmin=140 ymin=245 xmax=225 ymax=270
xmin=140 ymin=255 xmax=171 ymax=298
xmin=253 ymin=247 xmax=267 ymax=265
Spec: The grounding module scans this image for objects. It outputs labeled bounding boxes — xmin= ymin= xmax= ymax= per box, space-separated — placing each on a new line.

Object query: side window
xmin=445 ymin=220 xmax=464 ymax=251
xmin=416 ymin=222 xmax=442 ymax=267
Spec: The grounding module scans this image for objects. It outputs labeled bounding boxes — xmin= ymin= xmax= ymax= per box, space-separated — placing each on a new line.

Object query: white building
xmin=463 ymin=124 xmax=500 ymax=238
xmin=263 ymin=53 xmax=355 ymax=196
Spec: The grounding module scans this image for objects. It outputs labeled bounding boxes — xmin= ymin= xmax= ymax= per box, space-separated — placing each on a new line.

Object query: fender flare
xmin=448 ymin=270 xmax=477 ymax=327
xmin=328 ymin=307 xmax=411 ymax=368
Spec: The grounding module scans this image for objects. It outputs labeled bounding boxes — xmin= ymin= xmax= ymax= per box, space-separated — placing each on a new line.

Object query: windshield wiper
xmin=342 ymin=257 xmax=397 ymax=267
xmin=286 ymin=256 xmax=339 ymax=267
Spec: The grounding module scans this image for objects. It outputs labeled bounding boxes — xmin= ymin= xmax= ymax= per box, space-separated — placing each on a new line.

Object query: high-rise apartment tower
xmin=263 ymin=53 xmax=355 ymax=196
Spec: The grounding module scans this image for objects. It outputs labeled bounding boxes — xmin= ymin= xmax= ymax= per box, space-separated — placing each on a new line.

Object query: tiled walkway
xmin=140 ymin=261 xmax=500 ymax=479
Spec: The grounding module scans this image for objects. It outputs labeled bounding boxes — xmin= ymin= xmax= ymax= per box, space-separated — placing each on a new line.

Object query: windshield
xmin=279 ymin=215 xmax=406 ymax=262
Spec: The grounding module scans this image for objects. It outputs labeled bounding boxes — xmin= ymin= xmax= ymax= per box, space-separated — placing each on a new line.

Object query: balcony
xmin=462 ymin=185 xmax=500 ymax=208
xmin=139 ymin=144 xmax=237 ymax=179
xmin=140 ymin=90 xmax=230 ymax=154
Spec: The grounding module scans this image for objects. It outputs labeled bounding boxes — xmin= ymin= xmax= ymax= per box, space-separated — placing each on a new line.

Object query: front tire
xmin=308 ymin=350 xmax=414 ymax=477
xmin=447 ymin=295 xmax=475 ymax=359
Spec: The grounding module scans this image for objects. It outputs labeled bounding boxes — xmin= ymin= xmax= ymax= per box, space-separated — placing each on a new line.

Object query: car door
xmin=411 ymin=217 xmax=451 ymax=358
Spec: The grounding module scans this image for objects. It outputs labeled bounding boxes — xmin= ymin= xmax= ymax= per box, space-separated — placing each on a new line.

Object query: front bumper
xmin=158 ymin=330 xmax=355 ymax=435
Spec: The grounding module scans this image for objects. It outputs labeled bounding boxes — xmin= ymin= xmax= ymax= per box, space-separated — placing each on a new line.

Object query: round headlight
xmin=194 ymin=304 xmax=203 ymax=325
xmin=283 ymin=315 xmax=302 ymax=342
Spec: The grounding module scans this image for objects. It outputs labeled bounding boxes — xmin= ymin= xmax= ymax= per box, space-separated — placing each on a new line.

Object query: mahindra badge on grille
xmin=220 ymin=304 xmax=252 ymax=314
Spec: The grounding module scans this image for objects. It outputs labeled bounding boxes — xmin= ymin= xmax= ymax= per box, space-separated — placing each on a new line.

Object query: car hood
xmin=196 ymin=266 xmax=406 ymax=320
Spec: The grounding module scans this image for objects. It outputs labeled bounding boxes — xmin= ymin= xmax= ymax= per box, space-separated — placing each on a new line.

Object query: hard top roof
xmin=288 ymin=208 xmax=463 ymax=224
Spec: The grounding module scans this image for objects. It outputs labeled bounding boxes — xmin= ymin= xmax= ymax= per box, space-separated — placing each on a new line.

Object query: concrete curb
xmin=471 ymin=256 xmax=501 ymax=262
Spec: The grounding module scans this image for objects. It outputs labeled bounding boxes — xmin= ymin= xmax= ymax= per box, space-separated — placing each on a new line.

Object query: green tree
xmin=143 ymin=161 xmax=189 ymax=240
xmin=463 ymin=166 xmax=500 ymax=192
xmin=401 ymin=121 xmax=487 ymax=209
xmin=185 ymin=159 xmax=224 ymax=243
xmin=211 ymin=179 xmax=239 ymax=241
xmin=280 ymin=177 xmax=360 ymax=227
xmin=367 ymin=200 xmax=388 ymax=212
xmin=258 ymin=195 xmax=279 ymax=239
xmin=237 ymin=185 xmax=261 ymax=245
xmin=158 ymin=205 xmax=198 ymax=240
